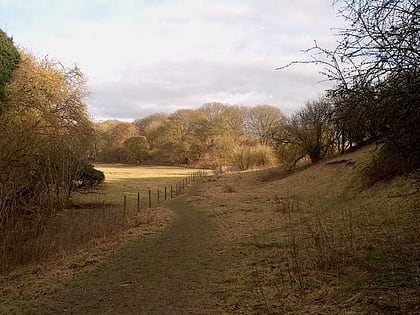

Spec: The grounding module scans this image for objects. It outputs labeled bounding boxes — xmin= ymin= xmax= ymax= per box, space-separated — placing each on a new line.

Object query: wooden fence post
xmin=123 ymin=195 xmax=127 ymax=216
xmin=148 ymin=190 xmax=151 ymax=208
xmin=171 ymin=185 xmax=173 ymax=198
xmin=157 ymin=189 xmax=160 ymax=204
xmin=137 ymin=192 xmax=140 ymax=212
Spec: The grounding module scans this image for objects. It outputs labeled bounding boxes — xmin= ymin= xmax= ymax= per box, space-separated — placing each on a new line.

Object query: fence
xmin=120 ymin=170 xmax=207 ymax=213
xmin=0 ymin=169 xmax=210 ymax=270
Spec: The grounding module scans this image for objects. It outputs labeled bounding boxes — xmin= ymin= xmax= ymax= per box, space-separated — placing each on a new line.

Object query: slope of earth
xmin=187 ymin=145 xmax=420 ymax=313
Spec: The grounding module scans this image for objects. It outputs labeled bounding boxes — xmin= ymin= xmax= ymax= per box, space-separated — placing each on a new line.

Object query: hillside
xmin=187 ymin=145 xmax=419 ymax=313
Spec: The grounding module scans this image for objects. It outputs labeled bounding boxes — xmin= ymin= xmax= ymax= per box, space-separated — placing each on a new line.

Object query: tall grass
xmin=0 ymin=194 xmax=152 ymax=271
xmin=274 ymin=195 xmax=419 ymax=312
xmin=0 ymin=165 xmax=207 ymax=272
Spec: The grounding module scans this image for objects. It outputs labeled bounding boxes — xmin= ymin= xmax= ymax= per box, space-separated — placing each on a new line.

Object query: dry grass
xmin=189 ymin=145 xmax=420 ymax=313
xmin=0 ymin=204 xmax=173 ymax=314
xmin=0 ymin=165 xmax=208 ymax=272
xmin=1 ymin=150 xmax=419 ymax=313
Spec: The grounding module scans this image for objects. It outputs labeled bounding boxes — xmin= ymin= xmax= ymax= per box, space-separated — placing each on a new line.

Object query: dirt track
xmin=34 ymin=197 xmax=231 ymax=314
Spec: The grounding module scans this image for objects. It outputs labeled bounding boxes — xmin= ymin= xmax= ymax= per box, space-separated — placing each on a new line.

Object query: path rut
xmin=35 ymin=198 xmax=227 ymax=314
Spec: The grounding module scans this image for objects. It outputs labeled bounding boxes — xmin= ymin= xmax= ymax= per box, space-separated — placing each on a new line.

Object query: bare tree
xmin=283 ymin=98 xmax=335 ymax=164
xmin=247 ymin=105 xmax=285 ymax=145
xmin=278 ymin=0 xmax=419 ymax=87
xmin=278 ymin=0 xmax=419 ymax=173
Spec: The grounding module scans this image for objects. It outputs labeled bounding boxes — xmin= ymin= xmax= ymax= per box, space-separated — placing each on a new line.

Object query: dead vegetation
xmin=190 ymin=145 xmax=420 ymax=313
xmin=1 ymin=146 xmax=418 ymax=313
xmin=0 ymin=204 xmax=173 ymax=314
xmin=0 ymin=165 xmax=202 ymax=272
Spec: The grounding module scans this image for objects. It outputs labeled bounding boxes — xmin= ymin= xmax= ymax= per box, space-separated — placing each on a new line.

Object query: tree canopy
xmin=0 ymin=29 xmax=20 ymax=113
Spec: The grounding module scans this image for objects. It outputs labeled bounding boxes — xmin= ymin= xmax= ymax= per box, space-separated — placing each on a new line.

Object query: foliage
xmin=247 ymin=104 xmax=285 ymax=145
xmin=233 ymin=144 xmax=277 ymax=170
xmin=0 ymin=29 xmax=20 ymax=112
xmin=94 ymin=121 xmax=141 ymax=162
xmin=133 ymin=113 xmax=168 ymax=149
xmin=97 ymin=104 xmax=287 ymax=169
xmin=77 ymin=164 xmax=105 ymax=189
xmin=278 ymin=0 xmax=419 ymax=177
xmin=362 ymin=144 xmax=419 ymax=187
xmin=278 ymin=98 xmax=335 ymax=164
xmin=0 ymin=51 xmax=94 ymax=227
xmin=123 ymin=136 xmax=150 ymax=164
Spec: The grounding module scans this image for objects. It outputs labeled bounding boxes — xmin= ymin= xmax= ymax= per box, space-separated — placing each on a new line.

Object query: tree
xmin=279 ymin=0 xmax=419 ymax=173
xmin=224 ymin=105 xmax=249 ymax=137
xmin=0 ymin=51 xmax=94 ymax=225
xmin=123 ymin=136 xmax=150 ymax=164
xmin=94 ymin=121 xmax=141 ymax=162
xmin=199 ymin=102 xmax=227 ymax=128
xmin=247 ymin=105 xmax=285 ymax=145
xmin=329 ymin=82 xmax=380 ymax=153
xmin=133 ymin=113 xmax=168 ymax=149
xmin=0 ymin=29 xmax=20 ymax=114
xmin=283 ymin=98 xmax=334 ymax=164
xmin=280 ymin=0 xmax=419 ymax=87
xmin=155 ymin=109 xmax=206 ymax=164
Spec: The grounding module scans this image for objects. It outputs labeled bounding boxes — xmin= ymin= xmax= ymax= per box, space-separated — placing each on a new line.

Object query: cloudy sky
xmin=0 ymin=0 xmax=344 ymax=121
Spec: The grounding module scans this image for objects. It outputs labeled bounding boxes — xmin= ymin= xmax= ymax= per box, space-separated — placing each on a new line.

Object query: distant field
xmin=73 ymin=164 xmax=210 ymax=209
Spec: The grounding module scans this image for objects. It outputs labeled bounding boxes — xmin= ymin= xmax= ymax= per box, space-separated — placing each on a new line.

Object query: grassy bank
xmin=189 ymin=145 xmax=419 ymax=313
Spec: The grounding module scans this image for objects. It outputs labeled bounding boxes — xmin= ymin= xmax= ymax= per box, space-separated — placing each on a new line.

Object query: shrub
xmin=77 ymin=164 xmax=105 ymax=189
xmin=362 ymin=145 xmax=419 ymax=186
xmin=233 ymin=144 xmax=277 ymax=170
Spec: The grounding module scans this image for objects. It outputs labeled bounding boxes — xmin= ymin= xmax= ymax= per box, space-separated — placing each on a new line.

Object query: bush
xmin=77 ymin=164 xmax=105 ymax=189
xmin=233 ymin=144 xmax=277 ymax=170
xmin=362 ymin=145 xmax=419 ymax=186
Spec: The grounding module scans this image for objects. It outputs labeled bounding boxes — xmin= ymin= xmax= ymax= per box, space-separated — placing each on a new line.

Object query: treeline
xmin=0 ymin=30 xmax=96 ymax=229
xmin=95 ymin=63 xmax=418 ymax=177
xmin=94 ymin=103 xmax=281 ymax=169
xmin=95 ymin=1 xmax=419 ymax=178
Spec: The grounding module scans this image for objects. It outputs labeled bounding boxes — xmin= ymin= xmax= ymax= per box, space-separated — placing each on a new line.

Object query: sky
xmin=0 ymin=0 xmax=344 ymax=121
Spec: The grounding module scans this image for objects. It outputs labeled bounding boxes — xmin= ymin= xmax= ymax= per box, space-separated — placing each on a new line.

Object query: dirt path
xmin=33 ymin=197 xmax=229 ymax=314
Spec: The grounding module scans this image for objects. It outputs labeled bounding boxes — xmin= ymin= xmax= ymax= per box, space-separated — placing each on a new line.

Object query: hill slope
xmin=189 ymin=145 xmax=419 ymax=313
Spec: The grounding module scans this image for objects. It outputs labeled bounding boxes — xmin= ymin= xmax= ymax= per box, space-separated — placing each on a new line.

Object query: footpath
xmin=34 ymin=197 xmax=229 ymax=314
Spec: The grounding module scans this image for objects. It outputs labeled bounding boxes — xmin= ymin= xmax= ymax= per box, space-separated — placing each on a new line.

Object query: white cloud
xmin=0 ymin=0 xmax=344 ymax=120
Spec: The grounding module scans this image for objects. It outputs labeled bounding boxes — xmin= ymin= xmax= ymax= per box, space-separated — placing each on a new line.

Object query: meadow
xmin=1 ymin=165 xmax=208 ymax=271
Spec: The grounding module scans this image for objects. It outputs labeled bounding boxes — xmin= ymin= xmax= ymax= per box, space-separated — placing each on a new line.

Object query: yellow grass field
xmin=84 ymin=164 xmax=209 ymax=208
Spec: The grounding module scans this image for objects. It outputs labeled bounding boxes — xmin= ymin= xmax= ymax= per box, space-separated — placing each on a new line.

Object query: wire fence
xmin=119 ymin=170 xmax=207 ymax=213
